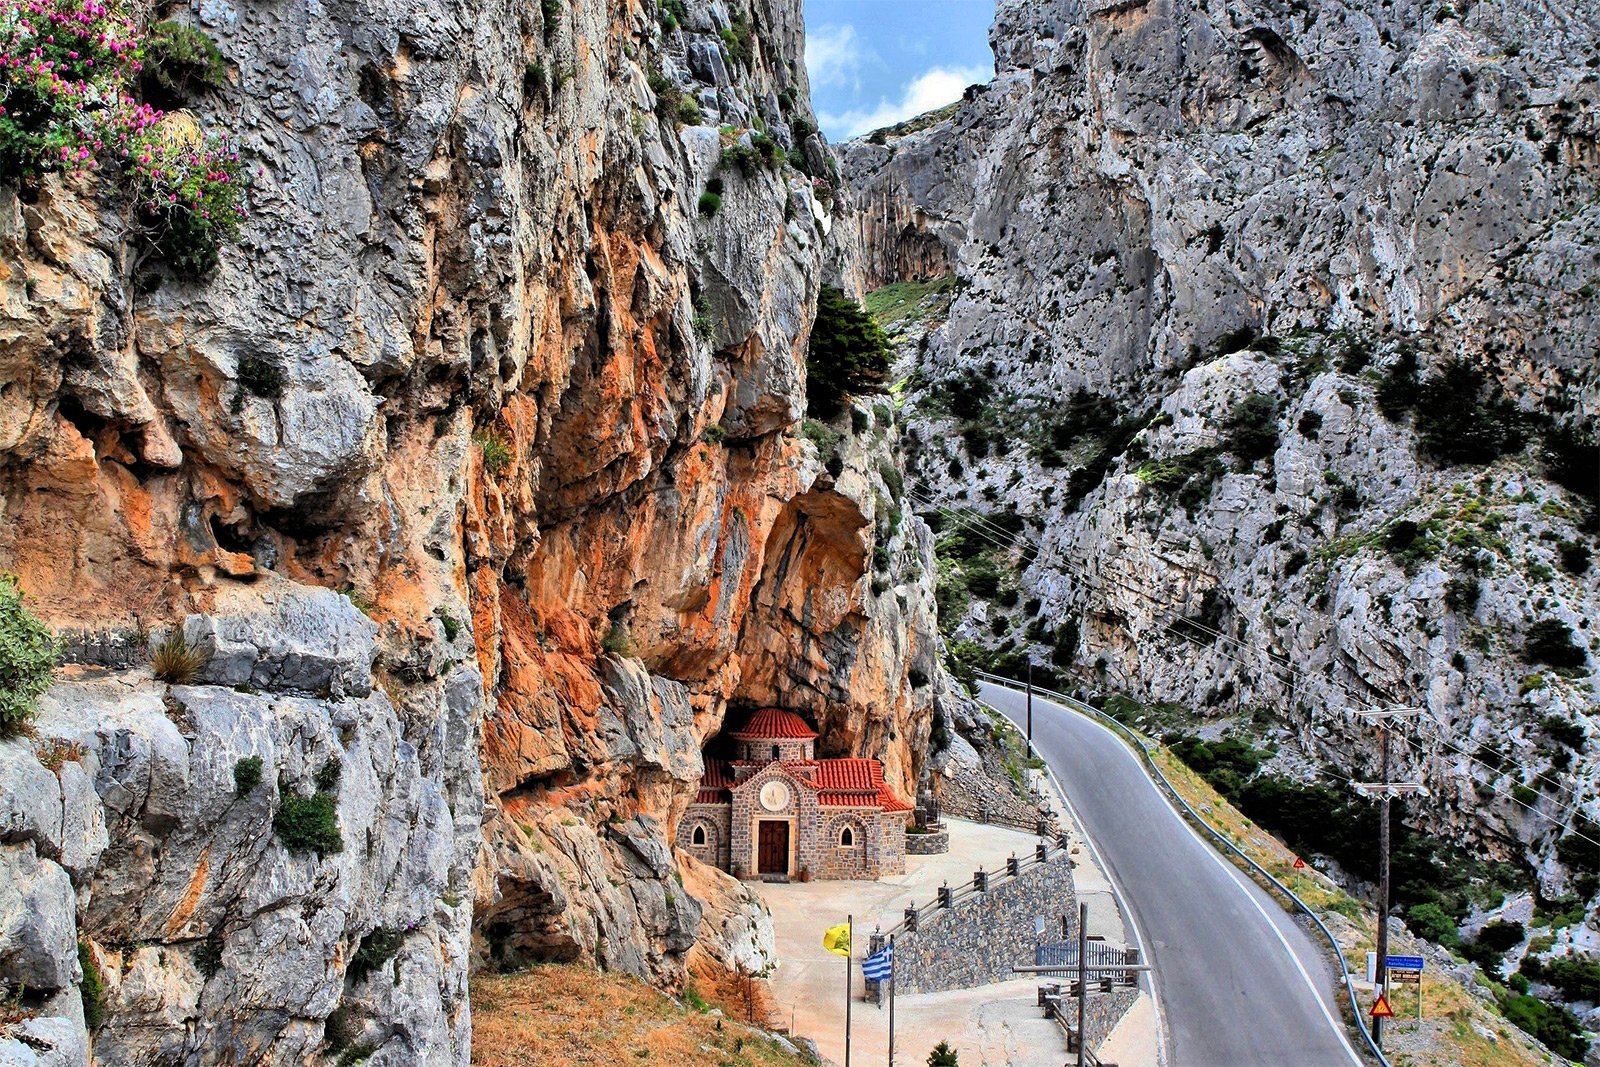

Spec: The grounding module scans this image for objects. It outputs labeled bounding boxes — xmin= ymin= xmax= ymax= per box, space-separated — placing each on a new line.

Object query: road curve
xmin=980 ymin=679 xmax=1367 ymax=1067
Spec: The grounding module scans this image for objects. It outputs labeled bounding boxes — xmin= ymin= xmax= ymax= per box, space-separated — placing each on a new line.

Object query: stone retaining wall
xmin=886 ymin=851 xmax=1077 ymax=995
xmin=903 ymin=827 xmax=949 ymax=854
xmin=1041 ymin=985 xmax=1140 ymax=1054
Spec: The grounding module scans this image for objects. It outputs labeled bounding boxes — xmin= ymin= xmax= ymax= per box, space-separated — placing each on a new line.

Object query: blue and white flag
xmin=862 ymin=942 xmax=893 ymax=981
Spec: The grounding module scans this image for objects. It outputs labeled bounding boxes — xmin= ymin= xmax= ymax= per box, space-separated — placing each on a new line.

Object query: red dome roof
xmin=729 ymin=708 xmax=818 ymax=740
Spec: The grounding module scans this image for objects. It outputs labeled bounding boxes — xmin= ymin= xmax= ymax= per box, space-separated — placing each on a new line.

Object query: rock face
xmin=0 ymin=0 xmax=954 ymax=1063
xmin=844 ymin=0 xmax=1598 ymax=930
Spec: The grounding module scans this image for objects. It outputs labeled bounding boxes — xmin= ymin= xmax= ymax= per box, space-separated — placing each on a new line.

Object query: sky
xmin=804 ymin=0 xmax=997 ymax=142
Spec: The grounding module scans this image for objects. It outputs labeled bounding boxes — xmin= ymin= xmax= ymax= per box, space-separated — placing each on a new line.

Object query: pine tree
xmin=927 ymin=1040 xmax=959 ymax=1067
xmin=806 ymin=286 xmax=891 ymax=418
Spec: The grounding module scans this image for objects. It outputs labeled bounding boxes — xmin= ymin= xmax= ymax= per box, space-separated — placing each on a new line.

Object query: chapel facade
xmin=677 ymin=709 xmax=909 ymax=880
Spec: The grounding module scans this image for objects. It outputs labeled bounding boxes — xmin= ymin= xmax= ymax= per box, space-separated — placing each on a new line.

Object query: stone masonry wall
xmin=678 ymin=804 xmax=732 ymax=872
xmin=891 ymin=851 xmax=1077 ymax=995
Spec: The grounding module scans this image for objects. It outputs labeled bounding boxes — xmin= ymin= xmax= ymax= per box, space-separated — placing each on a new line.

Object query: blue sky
xmin=804 ymin=0 xmax=996 ymax=142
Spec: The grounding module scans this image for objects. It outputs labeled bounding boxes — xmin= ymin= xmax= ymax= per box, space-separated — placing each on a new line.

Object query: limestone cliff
xmin=843 ymin=0 xmax=1599 ymax=1000
xmin=0 ymin=0 xmax=951 ymax=1063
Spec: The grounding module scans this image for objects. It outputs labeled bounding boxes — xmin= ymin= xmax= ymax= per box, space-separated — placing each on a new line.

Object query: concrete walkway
xmin=753 ymin=817 xmax=1159 ymax=1067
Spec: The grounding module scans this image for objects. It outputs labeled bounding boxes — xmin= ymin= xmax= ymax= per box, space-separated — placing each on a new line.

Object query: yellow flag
xmin=822 ymin=922 xmax=851 ymax=957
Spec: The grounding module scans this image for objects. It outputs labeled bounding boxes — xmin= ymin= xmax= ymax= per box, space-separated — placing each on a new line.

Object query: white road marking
xmin=1009 ymin=701 xmax=1172 ymax=1067
xmin=983 ymin=682 xmax=1364 ymax=1067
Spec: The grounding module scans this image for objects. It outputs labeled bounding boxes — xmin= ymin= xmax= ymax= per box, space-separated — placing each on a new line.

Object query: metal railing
xmin=879 ymin=834 xmax=1072 ymax=940
xmin=974 ymin=670 xmax=1391 ymax=1067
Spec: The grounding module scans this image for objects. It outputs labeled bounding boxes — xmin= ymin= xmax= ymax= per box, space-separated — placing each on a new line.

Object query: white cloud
xmin=818 ymin=64 xmax=991 ymax=140
xmin=806 ymin=24 xmax=866 ymax=93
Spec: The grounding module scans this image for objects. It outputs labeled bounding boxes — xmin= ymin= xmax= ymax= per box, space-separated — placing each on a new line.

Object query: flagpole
xmin=844 ymin=914 xmax=853 ymax=1067
xmin=883 ymin=934 xmax=896 ymax=1067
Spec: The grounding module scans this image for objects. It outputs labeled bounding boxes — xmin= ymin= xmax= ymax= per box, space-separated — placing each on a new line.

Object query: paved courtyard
xmin=752 ymin=810 xmax=1159 ymax=1067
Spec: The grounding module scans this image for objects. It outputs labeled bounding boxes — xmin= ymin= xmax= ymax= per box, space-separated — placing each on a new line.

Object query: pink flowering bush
xmin=126 ymin=125 xmax=243 ymax=276
xmin=0 ymin=0 xmax=142 ymax=178
xmin=0 ymin=0 xmax=243 ymax=276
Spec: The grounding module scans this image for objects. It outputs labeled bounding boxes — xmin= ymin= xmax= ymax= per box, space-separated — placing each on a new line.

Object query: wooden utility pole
xmin=1350 ymin=707 xmax=1425 ymax=1049
xmin=1076 ymin=901 xmax=1088 ymax=1067
xmin=1026 ymin=660 xmax=1034 ymax=741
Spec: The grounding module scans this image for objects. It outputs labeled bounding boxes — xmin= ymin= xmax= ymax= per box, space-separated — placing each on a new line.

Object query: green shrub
xmin=1522 ymin=619 xmax=1585 ymax=668
xmin=1224 ymin=393 xmax=1279 ymax=463
xmin=349 ymin=927 xmax=406 ymax=981
xmin=233 ymin=756 xmax=264 ymax=797
xmin=540 ymin=0 xmax=562 ymax=40
xmin=0 ymin=575 xmax=57 ymax=736
xmin=927 ymin=1040 xmax=959 ymax=1067
xmin=194 ymin=937 xmax=224 ymax=977
xmin=1444 ymin=574 xmax=1481 ymax=613
xmin=657 ymin=0 xmax=687 ymax=30
xmin=314 ymin=757 xmax=342 ymax=791
xmin=274 ymin=790 xmax=343 ymax=854
xmin=139 ymin=22 xmax=228 ymax=109
xmin=806 ymin=286 xmax=890 ymax=417
xmin=1496 ymin=992 xmax=1588 ymax=1060
xmin=1405 ymin=902 xmax=1459 ymax=946
xmin=719 ymin=15 xmax=754 ymax=66
xmin=1376 ymin=346 xmax=1422 ymax=418
xmin=1414 ymin=360 xmax=1526 ymax=465
xmin=1522 ymin=953 xmax=1600 ymax=1002
xmin=647 ymin=68 xmax=697 ymax=127
xmin=1541 ymin=715 xmax=1584 ymax=749
xmin=1557 ymin=540 xmax=1591 ymax=574
xmin=436 ymin=610 xmax=461 ymax=642
xmin=237 ymin=355 xmax=287 ymax=403
xmin=600 ymin=621 xmax=633 ymax=657
xmin=697 ymin=190 xmax=721 ymax=216
xmin=473 ymin=431 xmax=512 ymax=473
xmin=78 ymin=940 xmax=104 ymax=1030
xmin=130 ymin=129 xmax=247 ymax=279
xmin=799 ymin=419 xmax=842 ymax=457
xmin=750 ymin=131 xmax=783 ymax=168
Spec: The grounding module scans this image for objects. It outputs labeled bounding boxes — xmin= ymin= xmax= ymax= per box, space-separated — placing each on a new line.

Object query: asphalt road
xmin=980 ymin=680 xmax=1368 ymax=1067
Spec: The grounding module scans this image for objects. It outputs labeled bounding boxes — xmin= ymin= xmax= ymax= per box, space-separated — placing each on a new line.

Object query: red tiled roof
xmin=695 ymin=758 xmax=734 ymax=805
xmin=701 ymin=754 xmax=910 ymax=812
xmin=812 ymin=758 xmax=913 ymax=812
xmin=729 ymin=708 xmax=818 ymax=741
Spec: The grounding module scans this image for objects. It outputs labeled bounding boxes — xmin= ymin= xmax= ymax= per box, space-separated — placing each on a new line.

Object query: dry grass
xmin=471 ymin=964 xmax=815 ymax=1067
xmin=34 ymin=737 xmax=84 ymax=773
xmin=150 ymin=630 xmax=207 ymax=684
xmin=1149 ymin=747 xmax=1557 ymax=1067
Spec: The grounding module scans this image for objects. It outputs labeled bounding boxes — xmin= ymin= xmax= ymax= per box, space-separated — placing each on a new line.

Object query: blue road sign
xmin=1386 ymin=955 xmax=1425 ymax=971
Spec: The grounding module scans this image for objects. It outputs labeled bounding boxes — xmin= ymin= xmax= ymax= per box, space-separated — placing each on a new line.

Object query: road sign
xmin=1292 ymin=856 xmax=1306 ymax=869
xmin=1390 ymin=970 xmax=1421 ymax=984
xmin=1370 ymin=994 xmax=1395 ymax=1019
xmin=1386 ymin=955 xmax=1425 ymax=971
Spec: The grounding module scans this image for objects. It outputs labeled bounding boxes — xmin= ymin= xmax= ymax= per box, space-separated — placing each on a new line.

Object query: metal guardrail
xmin=974 ymin=670 xmax=1392 ymax=1067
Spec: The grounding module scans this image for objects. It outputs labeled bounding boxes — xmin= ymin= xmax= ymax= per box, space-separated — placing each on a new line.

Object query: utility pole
xmin=1026 ymin=659 xmax=1034 ymax=742
xmin=1350 ymin=707 xmax=1426 ymax=1048
xmin=1076 ymin=901 xmax=1087 ymax=1067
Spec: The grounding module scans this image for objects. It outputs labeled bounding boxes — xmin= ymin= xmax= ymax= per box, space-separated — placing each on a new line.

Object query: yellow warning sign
xmin=1370 ymin=993 xmax=1395 ymax=1019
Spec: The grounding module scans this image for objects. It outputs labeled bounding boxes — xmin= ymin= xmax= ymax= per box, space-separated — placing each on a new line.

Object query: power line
xmin=901 ymin=485 xmax=1598 ymax=845
xmin=905 ymin=483 xmax=1591 ymax=807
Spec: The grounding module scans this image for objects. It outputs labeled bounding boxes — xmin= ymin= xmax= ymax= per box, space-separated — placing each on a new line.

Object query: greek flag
xmin=862 ymin=942 xmax=893 ymax=981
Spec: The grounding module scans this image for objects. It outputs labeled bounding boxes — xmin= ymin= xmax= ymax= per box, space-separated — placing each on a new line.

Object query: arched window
xmin=839 ymin=826 xmax=855 ymax=848
xmin=692 ymin=825 xmax=707 ymax=846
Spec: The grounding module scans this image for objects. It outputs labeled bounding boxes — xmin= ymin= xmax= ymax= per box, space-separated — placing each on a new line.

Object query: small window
xmin=692 ymin=825 xmax=707 ymax=846
xmin=839 ymin=826 xmax=855 ymax=848
xmin=772 ymin=744 xmax=780 ymax=759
